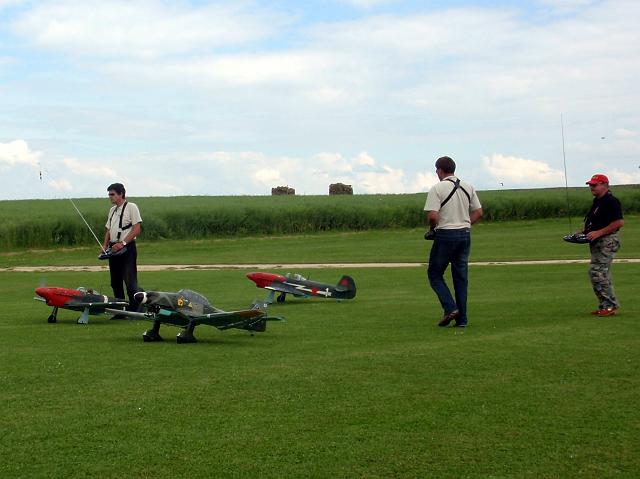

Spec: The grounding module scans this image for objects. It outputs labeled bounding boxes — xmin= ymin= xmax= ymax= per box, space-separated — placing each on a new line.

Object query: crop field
xmin=1 ymin=216 xmax=638 ymax=477
xmin=2 ymin=216 xmax=639 ymax=269
xmin=2 ymin=185 xmax=639 ymax=249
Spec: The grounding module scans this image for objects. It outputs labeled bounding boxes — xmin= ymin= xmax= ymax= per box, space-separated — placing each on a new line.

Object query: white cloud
xmin=411 ymin=172 xmax=440 ymax=192
xmin=12 ymin=0 xmax=288 ymax=59
xmin=354 ymin=152 xmax=376 ymax=167
xmin=608 ymin=168 xmax=640 ymax=185
xmin=0 ymin=0 xmax=25 ymax=9
xmin=536 ymin=0 xmax=597 ymax=14
xmin=203 ymin=150 xmax=433 ymax=194
xmin=0 ymin=139 xmax=41 ymax=167
xmin=358 ymin=165 xmax=405 ymax=193
xmin=340 ymin=0 xmax=399 ymax=8
xmin=251 ymin=167 xmax=286 ymax=187
xmin=63 ymin=157 xmax=117 ymax=178
xmin=1 ymin=1 xmax=639 ymax=198
xmin=483 ymin=154 xmax=565 ymax=186
xmin=47 ymin=179 xmax=72 ymax=191
xmin=313 ymin=152 xmax=354 ymax=174
xmin=195 ymin=51 xmax=337 ymax=86
xmin=614 ymin=128 xmax=639 ymax=139
xmin=133 ymin=178 xmax=183 ymax=196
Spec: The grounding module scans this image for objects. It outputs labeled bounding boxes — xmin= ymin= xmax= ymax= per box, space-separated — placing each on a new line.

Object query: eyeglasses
xmin=108 ymin=192 xmax=117 ymax=196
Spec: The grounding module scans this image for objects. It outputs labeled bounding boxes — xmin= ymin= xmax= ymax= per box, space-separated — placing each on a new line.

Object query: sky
xmin=0 ymin=0 xmax=639 ymax=199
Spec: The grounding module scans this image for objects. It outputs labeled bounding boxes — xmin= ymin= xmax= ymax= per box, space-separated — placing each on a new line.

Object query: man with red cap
xmin=582 ymin=174 xmax=624 ymax=316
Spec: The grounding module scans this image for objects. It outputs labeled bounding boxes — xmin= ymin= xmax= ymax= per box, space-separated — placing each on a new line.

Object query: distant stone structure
xmin=329 ymin=183 xmax=353 ymax=195
xmin=271 ymin=186 xmax=295 ymax=195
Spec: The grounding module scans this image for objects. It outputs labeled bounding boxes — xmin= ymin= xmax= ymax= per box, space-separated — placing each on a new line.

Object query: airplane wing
xmin=264 ymin=282 xmax=310 ymax=297
xmin=68 ymin=300 xmax=129 ymax=309
xmin=195 ymin=309 xmax=268 ymax=330
xmin=105 ymin=308 xmax=190 ymax=327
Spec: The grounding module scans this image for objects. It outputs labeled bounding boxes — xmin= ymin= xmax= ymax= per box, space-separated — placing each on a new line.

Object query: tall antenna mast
xmin=561 ymin=113 xmax=572 ymax=232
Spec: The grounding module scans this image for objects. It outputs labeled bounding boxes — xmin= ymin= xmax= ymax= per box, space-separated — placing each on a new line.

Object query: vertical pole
xmin=561 ymin=113 xmax=573 ymax=232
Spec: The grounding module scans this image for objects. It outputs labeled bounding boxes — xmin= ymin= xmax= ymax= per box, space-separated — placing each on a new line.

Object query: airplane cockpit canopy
xmin=285 ymin=273 xmax=307 ymax=281
xmin=178 ymin=289 xmax=212 ymax=308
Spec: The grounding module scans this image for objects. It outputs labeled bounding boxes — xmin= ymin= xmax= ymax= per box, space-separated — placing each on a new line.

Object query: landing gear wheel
xmin=48 ymin=307 xmax=58 ymax=323
xmin=143 ymin=329 xmax=164 ymax=342
xmin=176 ymin=331 xmax=197 ymax=344
xmin=176 ymin=322 xmax=197 ymax=344
xmin=277 ymin=293 xmax=286 ymax=303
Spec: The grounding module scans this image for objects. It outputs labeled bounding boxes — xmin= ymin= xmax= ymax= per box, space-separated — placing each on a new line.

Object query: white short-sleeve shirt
xmin=105 ymin=201 xmax=142 ymax=242
xmin=424 ymin=176 xmax=482 ymax=229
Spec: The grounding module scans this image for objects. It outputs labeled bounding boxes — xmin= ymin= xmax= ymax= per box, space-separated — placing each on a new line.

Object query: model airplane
xmin=246 ymin=272 xmax=356 ymax=303
xmin=34 ymin=286 xmax=129 ymax=324
xmin=106 ymin=289 xmax=283 ymax=343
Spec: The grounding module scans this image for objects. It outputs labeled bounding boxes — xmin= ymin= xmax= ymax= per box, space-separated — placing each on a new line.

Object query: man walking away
xmin=424 ymin=156 xmax=483 ymax=328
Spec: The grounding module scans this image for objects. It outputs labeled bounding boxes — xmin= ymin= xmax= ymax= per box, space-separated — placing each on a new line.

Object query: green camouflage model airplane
xmin=107 ymin=289 xmax=283 ymax=343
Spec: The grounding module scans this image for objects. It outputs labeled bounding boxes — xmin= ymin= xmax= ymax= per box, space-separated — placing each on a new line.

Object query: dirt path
xmin=2 ymin=259 xmax=639 ymax=273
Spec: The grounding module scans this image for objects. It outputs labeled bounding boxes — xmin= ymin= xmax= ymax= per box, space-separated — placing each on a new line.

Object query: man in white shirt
xmin=424 ymin=156 xmax=483 ymax=328
xmin=101 ymin=183 xmax=143 ymax=316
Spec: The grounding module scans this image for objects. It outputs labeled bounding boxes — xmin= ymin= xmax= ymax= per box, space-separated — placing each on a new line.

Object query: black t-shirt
xmin=584 ymin=192 xmax=623 ymax=232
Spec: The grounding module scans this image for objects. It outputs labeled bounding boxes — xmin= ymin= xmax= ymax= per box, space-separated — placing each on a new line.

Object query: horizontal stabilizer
xmin=105 ymin=308 xmax=154 ymax=321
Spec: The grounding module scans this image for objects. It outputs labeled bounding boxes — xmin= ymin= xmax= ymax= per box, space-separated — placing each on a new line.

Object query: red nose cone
xmin=246 ymin=272 xmax=287 ymax=288
xmin=34 ymin=286 xmax=82 ymax=307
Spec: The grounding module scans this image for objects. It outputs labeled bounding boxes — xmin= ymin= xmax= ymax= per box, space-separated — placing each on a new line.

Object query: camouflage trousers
xmin=589 ymin=233 xmax=620 ymax=309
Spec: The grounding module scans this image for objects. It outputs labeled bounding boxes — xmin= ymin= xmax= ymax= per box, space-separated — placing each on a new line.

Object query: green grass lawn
xmin=2 ymin=216 xmax=638 ymax=268
xmin=1 ymin=263 xmax=638 ymax=478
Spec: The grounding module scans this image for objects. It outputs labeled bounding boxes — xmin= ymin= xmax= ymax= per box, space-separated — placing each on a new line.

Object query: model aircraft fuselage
xmin=106 ymin=289 xmax=283 ymax=343
xmin=34 ymin=286 xmax=128 ymax=324
xmin=246 ymin=272 xmax=356 ymax=303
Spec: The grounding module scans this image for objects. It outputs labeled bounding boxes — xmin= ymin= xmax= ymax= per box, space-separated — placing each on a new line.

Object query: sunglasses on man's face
xmin=109 ymin=192 xmax=117 ymax=196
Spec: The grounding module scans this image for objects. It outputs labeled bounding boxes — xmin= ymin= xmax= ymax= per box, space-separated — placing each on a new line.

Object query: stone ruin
xmin=271 ymin=186 xmax=295 ymax=195
xmin=329 ymin=183 xmax=353 ymax=195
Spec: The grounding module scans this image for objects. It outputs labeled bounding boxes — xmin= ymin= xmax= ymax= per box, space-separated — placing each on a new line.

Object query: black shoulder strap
xmin=119 ymin=201 xmax=130 ymax=230
xmin=110 ymin=202 xmax=131 ymax=241
xmin=441 ymin=178 xmax=471 ymax=208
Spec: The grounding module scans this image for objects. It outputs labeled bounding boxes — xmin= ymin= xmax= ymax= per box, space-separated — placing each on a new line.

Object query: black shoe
xmin=438 ymin=310 xmax=459 ymax=327
xmin=453 ymin=320 xmax=468 ymax=328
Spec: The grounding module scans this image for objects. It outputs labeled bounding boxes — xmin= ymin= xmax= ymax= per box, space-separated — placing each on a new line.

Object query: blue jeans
xmin=427 ymin=229 xmax=471 ymax=324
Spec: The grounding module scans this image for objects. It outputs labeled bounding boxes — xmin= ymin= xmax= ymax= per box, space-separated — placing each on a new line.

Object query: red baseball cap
xmin=586 ymin=174 xmax=609 ymax=185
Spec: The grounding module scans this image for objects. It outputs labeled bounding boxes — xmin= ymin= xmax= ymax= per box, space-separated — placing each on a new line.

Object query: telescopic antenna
xmin=69 ymin=198 xmax=107 ymax=254
xmin=38 ymin=163 xmax=108 ymax=255
xmin=560 ymin=113 xmax=572 ymax=233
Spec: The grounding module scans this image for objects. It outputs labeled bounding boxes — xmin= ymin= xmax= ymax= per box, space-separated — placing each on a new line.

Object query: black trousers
xmin=108 ymin=241 xmax=141 ymax=311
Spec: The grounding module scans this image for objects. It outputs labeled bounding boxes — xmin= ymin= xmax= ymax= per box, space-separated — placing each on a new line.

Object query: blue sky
xmin=1 ymin=0 xmax=638 ymax=199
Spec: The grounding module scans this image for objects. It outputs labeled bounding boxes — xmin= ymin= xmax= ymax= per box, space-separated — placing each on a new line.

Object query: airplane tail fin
xmin=335 ymin=275 xmax=356 ymax=299
xmin=236 ymin=301 xmax=284 ymax=333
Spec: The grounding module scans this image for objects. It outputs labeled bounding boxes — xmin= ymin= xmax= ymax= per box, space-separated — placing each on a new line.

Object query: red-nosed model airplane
xmin=34 ymin=287 xmax=128 ymax=324
xmin=246 ymin=272 xmax=356 ymax=303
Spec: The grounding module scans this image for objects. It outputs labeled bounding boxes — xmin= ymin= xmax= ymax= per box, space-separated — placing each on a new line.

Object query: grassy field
xmin=1 ymin=263 xmax=638 ymax=478
xmin=2 ymin=185 xmax=639 ymax=249
xmin=2 ymin=216 xmax=638 ymax=268
xmin=1 ymin=194 xmax=638 ymax=477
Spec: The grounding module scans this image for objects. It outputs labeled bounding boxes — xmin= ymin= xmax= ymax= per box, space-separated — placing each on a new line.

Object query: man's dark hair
xmin=435 ymin=156 xmax=456 ymax=174
xmin=107 ymin=183 xmax=126 ymax=198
